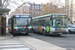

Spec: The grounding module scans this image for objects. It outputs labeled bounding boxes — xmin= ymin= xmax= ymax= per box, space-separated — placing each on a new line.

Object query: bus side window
xmin=33 ymin=20 xmax=37 ymax=26
xmin=30 ymin=21 xmax=33 ymax=26
xmin=50 ymin=20 xmax=52 ymax=26
xmin=39 ymin=20 xmax=42 ymax=26
xmin=41 ymin=19 xmax=45 ymax=26
xmin=34 ymin=21 xmax=37 ymax=26
xmin=31 ymin=21 xmax=33 ymax=26
xmin=14 ymin=18 xmax=16 ymax=24
xmin=33 ymin=21 xmax=35 ymax=26
xmin=38 ymin=20 xmax=41 ymax=26
xmin=36 ymin=20 xmax=39 ymax=26
xmin=48 ymin=20 xmax=51 ymax=26
xmin=8 ymin=20 xmax=10 ymax=24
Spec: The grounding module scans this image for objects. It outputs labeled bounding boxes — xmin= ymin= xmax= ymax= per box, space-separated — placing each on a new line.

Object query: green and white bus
xmin=31 ymin=14 xmax=68 ymax=36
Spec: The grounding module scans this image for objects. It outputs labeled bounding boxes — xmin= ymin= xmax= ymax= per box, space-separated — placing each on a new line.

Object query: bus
xmin=31 ymin=14 xmax=68 ymax=36
xmin=8 ymin=14 xmax=32 ymax=35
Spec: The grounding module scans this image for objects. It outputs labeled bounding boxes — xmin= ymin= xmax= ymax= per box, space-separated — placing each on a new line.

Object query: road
xmin=29 ymin=33 xmax=75 ymax=50
xmin=6 ymin=28 xmax=75 ymax=50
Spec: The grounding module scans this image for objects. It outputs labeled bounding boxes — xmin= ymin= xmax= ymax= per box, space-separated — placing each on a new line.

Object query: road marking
xmin=0 ymin=38 xmax=31 ymax=50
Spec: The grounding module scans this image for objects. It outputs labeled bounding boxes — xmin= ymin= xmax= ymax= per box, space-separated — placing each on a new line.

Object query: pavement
xmin=0 ymin=33 xmax=35 ymax=50
xmin=0 ymin=28 xmax=13 ymax=40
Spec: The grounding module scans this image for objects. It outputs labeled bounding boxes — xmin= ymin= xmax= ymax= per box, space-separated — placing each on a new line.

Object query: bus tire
xmin=13 ymin=34 xmax=17 ymax=36
xmin=42 ymin=30 xmax=46 ymax=36
xmin=69 ymin=30 xmax=72 ymax=34
xmin=26 ymin=33 xmax=28 ymax=35
xmin=32 ymin=30 xmax=35 ymax=33
xmin=57 ymin=34 xmax=60 ymax=36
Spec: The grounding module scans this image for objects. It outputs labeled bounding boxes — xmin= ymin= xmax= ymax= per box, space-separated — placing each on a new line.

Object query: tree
xmin=0 ymin=0 xmax=9 ymax=8
xmin=40 ymin=2 xmax=58 ymax=15
xmin=40 ymin=0 xmax=65 ymax=15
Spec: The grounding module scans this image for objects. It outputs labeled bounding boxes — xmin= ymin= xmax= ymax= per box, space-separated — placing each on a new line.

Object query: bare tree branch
xmin=3 ymin=0 xmax=7 ymax=5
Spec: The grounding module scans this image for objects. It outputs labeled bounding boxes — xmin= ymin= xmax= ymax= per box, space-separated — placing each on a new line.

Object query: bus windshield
xmin=53 ymin=15 xmax=68 ymax=27
xmin=15 ymin=18 xmax=31 ymax=26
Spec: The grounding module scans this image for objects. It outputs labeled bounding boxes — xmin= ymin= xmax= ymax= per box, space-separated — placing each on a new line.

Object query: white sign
xmin=21 ymin=15 xmax=29 ymax=17
xmin=16 ymin=15 xmax=19 ymax=17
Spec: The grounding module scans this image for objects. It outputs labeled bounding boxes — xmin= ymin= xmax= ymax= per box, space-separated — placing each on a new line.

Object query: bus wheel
xmin=32 ymin=30 xmax=35 ymax=33
xmin=26 ymin=33 xmax=28 ymax=35
xmin=69 ymin=30 xmax=72 ymax=34
xmin=32 ymin=29 xmax=35 ymax=33
xmin=57 ymin=34 xmax=60 ymax=36
xmin=42 ymin=30 xmax=46 ymax=36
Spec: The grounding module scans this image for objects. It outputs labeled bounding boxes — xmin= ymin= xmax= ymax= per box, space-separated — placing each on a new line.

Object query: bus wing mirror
xmin=68 ymin=18 xmax=70 ymax=21
xmin=50 ymin=17 xmax=52 ymax=20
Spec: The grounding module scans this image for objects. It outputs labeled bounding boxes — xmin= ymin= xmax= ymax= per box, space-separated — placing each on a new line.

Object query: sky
xmin=8 ymin=0 xmax=65 ymax=13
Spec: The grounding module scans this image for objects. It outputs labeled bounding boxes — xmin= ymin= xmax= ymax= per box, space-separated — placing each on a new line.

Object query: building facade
xmin=11 ymin=2 xmax=42 ymax=17
xmin=65 ymin=0 xmax=75 ymax=24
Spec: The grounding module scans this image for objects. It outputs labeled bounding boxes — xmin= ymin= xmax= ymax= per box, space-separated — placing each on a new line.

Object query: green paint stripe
xmin=46 ymin=26 xmax=50 ymax=32
xmin=52 ymin=27 xmax=68 ymax=28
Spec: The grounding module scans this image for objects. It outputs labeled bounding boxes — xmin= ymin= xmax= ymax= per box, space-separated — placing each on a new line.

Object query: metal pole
xmin=1 ymin=16 xmax=3 ymax=36
xmin=0 ymin=0 xmax=2 ymax=7
xmin=0 ymin=0 xmax=9 ymax=8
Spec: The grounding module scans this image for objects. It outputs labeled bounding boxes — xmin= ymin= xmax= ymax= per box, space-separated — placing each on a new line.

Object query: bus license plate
xmin=58 ymin=33 xmax=62 ymax=34
xmin=22 ymin=32 xmax=25 ymax=33
xmin=61 ymin=28 xmax=64 ymax=31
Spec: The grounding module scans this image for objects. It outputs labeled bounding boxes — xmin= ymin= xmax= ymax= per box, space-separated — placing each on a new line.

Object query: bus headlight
xmin=23 ymin=26 xmax=27 ymax=29
xmin=14 ymin=27 xmax=18 ymax=31
xmin=66 ymin=29 xmax=68 ymax=32
xmin=50 ymin=28 xmax=55 ymax=32
xmin=28 ymin=26 xmax=32 ymax=30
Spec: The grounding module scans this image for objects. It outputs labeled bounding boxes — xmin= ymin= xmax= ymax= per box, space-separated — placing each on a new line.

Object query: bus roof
xmin=13 ymin=14 xmax=30 ymax=16
xmin=32 ymin=14 xmax=51 ymax=19
xmin=32 ymin=14 xmax=67 ymax=19
xmin=9 ymin=14 xmax=31 ymax=20
xmin=11 ymin=14 xmax=31 ymax=18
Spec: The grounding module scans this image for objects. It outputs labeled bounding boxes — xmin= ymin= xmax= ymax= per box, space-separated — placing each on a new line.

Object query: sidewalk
xmin=18 ymin=36 xmax=67 ymax=50
xmin=0 ymin=33 xmax=13 ymax=40
xmin=0 ymin=28 xmax=13 ymax=40
xmin=0 ymin=33 xmax=35 ymax=50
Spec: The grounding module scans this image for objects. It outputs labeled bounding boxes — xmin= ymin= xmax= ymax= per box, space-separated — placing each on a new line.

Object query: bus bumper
xmin=13 ymin=29 xmax=32 ymax=34
xmin=50 ymin=31 xmax=69 ymax=35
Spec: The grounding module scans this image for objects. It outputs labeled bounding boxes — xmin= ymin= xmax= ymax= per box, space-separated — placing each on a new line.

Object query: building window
xmin=74 ymin=21 xmax=75 ymax=23
xmin=32 ymin=6 xmax=34 ymax=10
xmin=71 ymin=1 xmax=73 ymax=5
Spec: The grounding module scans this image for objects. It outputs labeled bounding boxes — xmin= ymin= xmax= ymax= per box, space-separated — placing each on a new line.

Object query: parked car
xmin=68 ymin=24 xmax=75 ymax=34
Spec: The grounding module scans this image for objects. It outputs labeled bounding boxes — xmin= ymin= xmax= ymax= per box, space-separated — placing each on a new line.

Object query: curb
xmin=15 ymin=37 xmax=36 ymax=50
xmin=0 ymin=34 xmax=14 ymax=40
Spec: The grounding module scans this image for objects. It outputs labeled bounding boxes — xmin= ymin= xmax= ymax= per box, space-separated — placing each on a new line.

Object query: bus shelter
xmin=0 ymin=8 xmax=10 ymax=36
